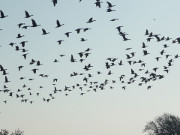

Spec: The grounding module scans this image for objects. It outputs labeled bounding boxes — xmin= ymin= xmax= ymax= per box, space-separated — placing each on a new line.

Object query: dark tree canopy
xmin=144 ymin=113 xmax=180 ymax=135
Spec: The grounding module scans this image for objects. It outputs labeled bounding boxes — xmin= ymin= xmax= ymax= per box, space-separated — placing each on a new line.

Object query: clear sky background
xmin=0 ymin=0 xmax=180 ymax=135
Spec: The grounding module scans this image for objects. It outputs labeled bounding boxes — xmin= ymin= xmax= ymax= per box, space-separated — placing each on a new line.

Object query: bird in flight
xmin=17 ymin=23 xmax=25 ymax=28
xmin=87 ymin=17 xmax=96 ymax=23
xmin=20 ymin=41 xmax=28 ymax=47
xmin=42 ymin=28 xmax=50 ymax=35
xmin=116 ymin=26 xmax=123 ymax=33
xmin=70 ymin=55 xmax=76 ymax=62
xmin=107 ymin=1 xmax=115 ymax=8
xmin=110 ymin=18 xmax=119 ymax=21
xmin=81 ymin=38 xmax=87 ymax=42
xmin=25 ymin=11 xmax=33 ymax=18
xmin=65 ymin=32 xmax=72 ymax=37
xmin=56 ymin=20 xmax=64 ymax=28
xmin=94 ymin=0 xmax=103 ymax=8
xmin=57 ymin=40 xmax=64 ymax=45
xmin=31 ymin=19 xmax=41 ymax=27
xmin=0 ymin=10 xmax=8 ymax=18
xmin=107 ymin=8 xmax=115 ymax=12
xmin=18 ymin=66 xmax=24 ymax=71
xmin=4 ymin=76 xmax=10 ymax=83
xmin=16 ymin=34 xmax=24 ymax=38
xmin=75 ymin=28 xmax=82 ymax=34
xmin=3 ymin=101 xmax=7 ymax=104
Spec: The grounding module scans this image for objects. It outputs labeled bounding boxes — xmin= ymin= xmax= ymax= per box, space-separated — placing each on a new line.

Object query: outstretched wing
xmin=0 ymin=10 xmax=4 ymax=17
xmin=25 ymin=11 xmax=29 ymax=17
xmin=31 ymin=19 xmax=37 ymax=26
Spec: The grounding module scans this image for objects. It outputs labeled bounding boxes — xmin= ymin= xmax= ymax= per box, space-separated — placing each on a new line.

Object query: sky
xmin=0 ymin=0 xmax=180 ymax=135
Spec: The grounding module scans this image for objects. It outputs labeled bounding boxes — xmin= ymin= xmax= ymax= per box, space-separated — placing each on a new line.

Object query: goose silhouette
xmin=25 ymin=11 xmax=33 ymax=18
xmin=56 ymin=20 xmax=64 ymax=28
xmin=87 ymin=17 xmax=96 ymax=23
xmin=0 ymin=10 xmax=8 ymax=18
xmin=42 ymin=28 xmax=50 ymax=35
xmin=31 ymin=19 xmax=41 ymax=27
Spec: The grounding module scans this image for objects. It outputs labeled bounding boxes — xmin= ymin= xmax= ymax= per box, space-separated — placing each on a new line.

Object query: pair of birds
xmin=116 ymin=26 xmax=131 ymax=41
xmin=1 ymin=10 xmax=33 ymax=19
xmin=94 ymin=1 xmax=115 ymax=8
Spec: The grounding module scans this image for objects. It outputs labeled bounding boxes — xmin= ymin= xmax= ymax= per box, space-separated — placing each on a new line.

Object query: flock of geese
xmin=1 ymin=0 xmax=180 ymax=104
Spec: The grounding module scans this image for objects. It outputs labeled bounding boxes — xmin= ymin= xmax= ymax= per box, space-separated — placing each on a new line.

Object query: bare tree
xmin=144 ymin=113 xmax=180 ymax=135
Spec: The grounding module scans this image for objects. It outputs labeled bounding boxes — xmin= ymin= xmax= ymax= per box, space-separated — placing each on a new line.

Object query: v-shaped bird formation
xmin=1 ymin=0 xmax=180 ymax=104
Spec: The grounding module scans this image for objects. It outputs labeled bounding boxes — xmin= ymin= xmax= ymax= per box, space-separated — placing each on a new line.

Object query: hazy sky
xmin=0 ymin=0 xmax=180 ymax=135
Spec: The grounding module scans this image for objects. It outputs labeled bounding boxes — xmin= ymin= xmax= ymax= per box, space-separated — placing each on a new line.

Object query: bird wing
xmin=5 ymin=76 xmax=8 ymax=82
xmin=71 ymin=55 xmax=74 ymax=61
xmin=42 ymin=29 xmax=46 ymax=34
xmin=31 ymin=19 xmax=36 ymax=25
xmin=0 ymin=11 xmax=4 ymax=17
xmin=25 ymin=11 xmax=29 ymax=17
xmin=107 ymin=2 xmax=111 ymax=7
xmin=56 ymin=20 xmax=60 ymax=26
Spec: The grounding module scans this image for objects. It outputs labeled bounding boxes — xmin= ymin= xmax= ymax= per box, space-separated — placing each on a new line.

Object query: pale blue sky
xmin=0 ymin=0 xmax=180 ymax=135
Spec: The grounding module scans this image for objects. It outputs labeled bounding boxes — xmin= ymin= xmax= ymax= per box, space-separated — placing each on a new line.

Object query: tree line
xmin=1 ymin=113 xmax=180 ymax=135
